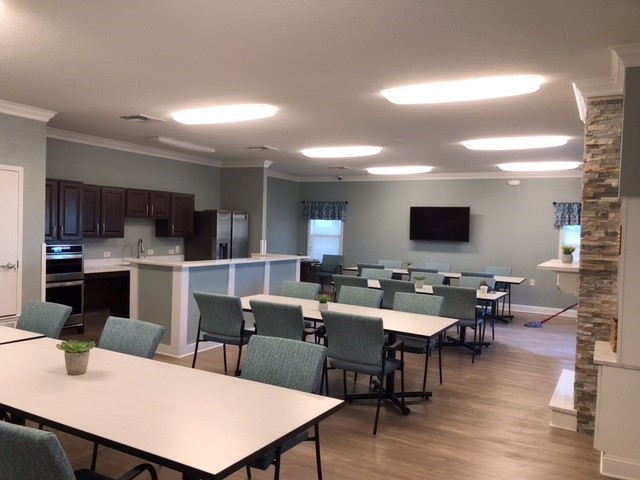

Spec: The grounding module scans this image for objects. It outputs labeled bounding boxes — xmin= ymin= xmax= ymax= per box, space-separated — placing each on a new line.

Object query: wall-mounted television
xmin=409 ymin=206 xmax=470 ymax=242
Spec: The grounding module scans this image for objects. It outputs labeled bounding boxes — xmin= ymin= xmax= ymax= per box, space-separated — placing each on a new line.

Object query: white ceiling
xmin=2 ymin=1 xmax=640 ymax=180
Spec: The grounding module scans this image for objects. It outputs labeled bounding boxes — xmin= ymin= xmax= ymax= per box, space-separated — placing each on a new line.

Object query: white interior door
xmin=0 ymin=165 xmax=22 ymax=319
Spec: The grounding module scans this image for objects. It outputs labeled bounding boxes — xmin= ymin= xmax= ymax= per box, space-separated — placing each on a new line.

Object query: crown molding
xmin=47 ymin=128 xmax=222 ymax=167
xmin=221 ymin=160 xmax=273 ymax=169
xmin=0 ymin=99 xmax=57 ymax=122
xmin=266 ymin=170 xmax=302 ymax=182
xmin=572 ymin=43 xmax=640 ymax=123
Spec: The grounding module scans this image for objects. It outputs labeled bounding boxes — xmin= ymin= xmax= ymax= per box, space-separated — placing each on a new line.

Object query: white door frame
xmin=0 ymin=164 xmax=23 ymax=321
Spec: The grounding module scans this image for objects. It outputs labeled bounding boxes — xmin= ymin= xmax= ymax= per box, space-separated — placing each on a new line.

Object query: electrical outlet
xmin=529 ymin=279 xmax=535 ymax=287
xmin=169 ymin=249 xmax=175 ymax=254
xmin=175 ymin=245 xmax=180 ymax=253
xmin=147 ymin=249 xmax=154 ymax=255
xmin=103 ymin=251 xmax=111 ymax=258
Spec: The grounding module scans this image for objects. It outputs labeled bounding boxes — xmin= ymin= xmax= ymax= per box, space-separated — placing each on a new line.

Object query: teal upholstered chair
xmin=377 ymin=259 xmax=403 ymax=269
xmin=192 ymin=292 xmax=254 ymax=374
xmin=414 ymin=272 xmax=446 ymax=286
xmin=407 ymin=266 xmax=437 ymax=278
xmin=16 ymin=301 xmax=72 ymax=339
xmin=321 ymin=310 xmax=405 ymax=436
xmin=393 ymin=292 xmax=444 ymax=394
xmin=337 ymin=286 xmax=383 ymax=308
xmin=92 ymin=316 xmax=166 ymax=470
xmin=332 ymin=274 xmax=368 ymax=302
xmin=356 ymin=263 xmax=383 ymax=276
xmin=250 ymin=299 xmax=322 ymax=341
xmin=425 ymin=262 xmax=452 ymax=273
xmin=378 ymin=278 xmax=416 ymax=309
xmin=0 ymin=421 xmax=158 ymax=480
xmin=483 ymin=266 xmax=512 ymax=277
xmin=433 ymin=285 xmax=483 ymax=363
xmin=241 ymin=336 xmax=328 ymax=480
xmin=312 ymin=254 xmax=343 ymax=291
xmin=458 ymin=275 xmax=496 ymax=290
xmin=484 ymin=265 xmax=513 ymax=318
xmin=360 ymin=268 xmax=393 ymax=280
xmin=98 ymin=316 xmax=165 ymax=359
xmin=280 ymin=280 xmax=321 ymax=300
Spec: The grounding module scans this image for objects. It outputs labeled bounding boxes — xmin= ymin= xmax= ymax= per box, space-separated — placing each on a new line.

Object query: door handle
xmin=1 ymin=261 xmax=17 ymax=270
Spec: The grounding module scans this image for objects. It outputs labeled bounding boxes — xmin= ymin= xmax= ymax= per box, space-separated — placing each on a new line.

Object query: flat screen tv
xmin=409 ymin=206 xmax=470 ymax=242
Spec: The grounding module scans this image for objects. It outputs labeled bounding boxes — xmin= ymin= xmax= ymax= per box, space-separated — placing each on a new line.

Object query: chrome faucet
xmin=137 ymin=238 xmax=145 ymax=259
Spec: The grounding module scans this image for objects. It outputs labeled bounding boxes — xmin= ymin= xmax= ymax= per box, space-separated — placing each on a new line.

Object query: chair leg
xmin=421 ymin=351 xmax=429 ymax=397
xmin=246 ymin=465 xmax=252 ymax=479
xmin=191 ymin=336 xmax=200 ymax=368
xmin=235 ymin=343 xmax=244 ymax=376
xmin=373 ymin=375 xmax=383 ymax=437
xmin=91 ymin=442 xmax=99 ymax=470
xmin=222 ymin=344 xmax=228 ymax=373
xmin=314 ymin=424 xmax=323 ymax=480
xmin=273 ymin=445 xmax=282 ymax=480
xmin=471 ymin=327 xmax=477 ymax=363
xmin=438 ymin=333 xmax=443 ymax=385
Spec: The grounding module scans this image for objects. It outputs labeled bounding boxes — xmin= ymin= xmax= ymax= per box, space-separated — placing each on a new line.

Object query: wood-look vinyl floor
xmin=53 ymin=312 xmax=602 ymax=479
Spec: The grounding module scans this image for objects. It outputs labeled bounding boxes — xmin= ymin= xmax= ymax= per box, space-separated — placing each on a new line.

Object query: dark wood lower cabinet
xmin=84 ymin=271 xmax=130 ymax=319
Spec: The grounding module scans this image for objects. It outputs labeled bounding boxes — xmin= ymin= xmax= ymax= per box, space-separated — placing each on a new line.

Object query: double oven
xmin=45 ymin=244 xmax=84 ymax=332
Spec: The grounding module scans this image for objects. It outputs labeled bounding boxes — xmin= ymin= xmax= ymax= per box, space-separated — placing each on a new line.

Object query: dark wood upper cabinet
xmin=45 ymin=179 xmax=82 ymax=242
xmin=126 ymin=189 xmax=170 ymax=218
xmin=149 ymin=191 xmax=170 ymax=218
xmin=81 ymin=185 xmax=125 ymax=238
xmin=156 ymin=193 xmax=194 ymax=237
xmin=82 ymin=184 xmax=100 ymax=237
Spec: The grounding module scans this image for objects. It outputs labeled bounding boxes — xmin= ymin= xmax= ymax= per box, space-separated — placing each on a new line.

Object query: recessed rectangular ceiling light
xmin=367 ymin=166 xmax=432 ymax=175
xmin=498 ymin=161 xmax=581 ymax=172
xmin=382 ymin=75 xmax=542 ymax=104
xmin=172 ymin=104 xmax=277 ymax=124
xmin=462 ymin=135 xmax=570 ymax=150
xmin=151 ymin=136 xmax=216 ymax=153
xmin=301 ymin=146 xmax=382 ymax=158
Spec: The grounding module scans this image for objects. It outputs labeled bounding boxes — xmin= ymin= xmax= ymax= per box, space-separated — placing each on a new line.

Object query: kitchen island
xmin=127 ymin=254 xmax=303 ymax=357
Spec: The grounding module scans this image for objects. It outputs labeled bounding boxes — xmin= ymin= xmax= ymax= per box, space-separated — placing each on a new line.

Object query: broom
xmin=524 ymin=302 xmax=577 ymax=328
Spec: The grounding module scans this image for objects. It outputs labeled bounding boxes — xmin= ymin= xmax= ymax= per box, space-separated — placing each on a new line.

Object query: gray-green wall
xmin=1 ymin=113 xmax=48 ymax=304
xmin=266 ymin=176 xmax=299 ymax=254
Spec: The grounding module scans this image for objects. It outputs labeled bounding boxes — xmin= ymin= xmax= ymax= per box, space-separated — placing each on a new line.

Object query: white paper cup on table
xmin=259 ymin=240 xmax=267 ymax=254
xmin=479 ymin=285 xmax=488 ymax=297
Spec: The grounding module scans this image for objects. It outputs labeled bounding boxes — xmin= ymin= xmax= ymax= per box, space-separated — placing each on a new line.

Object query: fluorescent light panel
xmin=152 ymin=136 xmax=216 ymax=153
xmin=462 ymin=135 xmax=570 ymax=150
xmin=367 ymin=166 xmax=432 ymax=175
xmin=382 ymin=75 xmax=542 ymax=104
xmin=301 ymin=146 xmax=382 ymax=158
xmin=172 ymin=104 xmax=277 ymax=124
xmin=498 ymin=161 xmax=581 ymax=172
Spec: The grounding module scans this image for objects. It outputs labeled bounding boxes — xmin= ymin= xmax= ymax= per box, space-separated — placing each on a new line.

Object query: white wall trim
xmin=0 ymin=99 xmax=57 ymax=122
xmin=221 ymin=160 xmax=273 ymax=169
xmin=600 ymin=452 xmax=640 ymax=480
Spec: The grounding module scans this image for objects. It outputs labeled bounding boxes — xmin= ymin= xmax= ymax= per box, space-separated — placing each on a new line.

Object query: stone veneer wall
xmin=575 ymin=96 xmax=622 ymax=434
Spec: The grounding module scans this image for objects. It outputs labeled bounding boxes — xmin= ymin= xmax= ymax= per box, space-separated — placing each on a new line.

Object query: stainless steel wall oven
xmin=45 ymin=244 xmax=84 ymax=332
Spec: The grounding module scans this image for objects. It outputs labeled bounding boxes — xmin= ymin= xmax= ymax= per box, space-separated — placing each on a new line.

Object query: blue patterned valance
xmin=554 ymin=202 xmax=581 ymax=226
xmin=302 ymin=201 xmax=348 ymax=221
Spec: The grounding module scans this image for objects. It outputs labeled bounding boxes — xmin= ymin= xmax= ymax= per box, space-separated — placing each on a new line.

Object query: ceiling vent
xmin=246 ymin=145 xmax=279 ymax=151
xmin=119 ymin=114 xmax=165 ymax=123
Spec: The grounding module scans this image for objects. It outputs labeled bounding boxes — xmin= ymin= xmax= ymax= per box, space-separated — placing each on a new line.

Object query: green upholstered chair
xmin=92 ymin=316 xmax=166 ymax=470
xmin=356 ymin=263 xmax=383 ymax=276
xmin=432 ymin=285 xmax=483 ymax=363
xmin=407 ymin=266 xmax=438 ymax=278
xmin=0 ymin=421 xmax=158 ymax=480
xmin=393 ymin=292 xmax=444 ymax=394
xmin=378 ymin=278 xmax=416 ymax=310
xmin=415 ymin=272 xmax=446 ymax=286
xmin=425 ymin=262 xmax=452 ymax=273
xmin=280 ymin=280 xmax=321 ymax=300
xmin=312 ymin=254 xmax=343 ymax=291
xmin=16 ymin=301 xmax=72 ymax=339
xmin=321 ymin=310 xmax=405 ymax=436
xmin=337 ymin=286 xmax=383 ymax=308
xmin=458 ymin=275 xmax=496 ymax=290
xmin=241 ymin=336 xmax=328 ymax=480
xmin=332 ymin=274 xmax=368 ymax=302
xmin=377 ymin=259 xmax=403 ymax=269
xmin=483 ymin=266 xmax=512 ymax=277
xmin=192 ymin=292 xmax=254 ymax=374
xmin=360 ymin=268 xmax=393 ymax=280
xmin=250 ymin=299 xmax=322 ymax=341
xmin=484 ymin=265 xmax=513 ymax=318
xmin=98 ymin=316 xmax=165 ymax=359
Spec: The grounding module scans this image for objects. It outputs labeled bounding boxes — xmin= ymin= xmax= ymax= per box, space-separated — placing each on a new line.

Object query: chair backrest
xmin=338 ymin=286 xmax=383 ymax=308
xmin=361 ymin=268 xmax=393 ymax=279
xmin=0 ymin=421 xmax=76 ymax=480
xmin=241 ymin=336 xmax=327 ymax=394
xmin=193 ymin=291 xmax=246 ymax=338
xmin=332 ymin=274 xmax=368 ymax=302
xmin=458 ymin=275 xmax=496 ymax=290
xmin=16 ymin=301 xmax=72 ymax=339
xmin=408 ymin=266 xmax=438 ymax=278
xmin=321 ymin=310 xmax=385 ymax=367
xmin=377 ymin=259 xmax=403 ymax=269
xmin=425 ymin=262 xmax=452 ymax=272
xmin=280 ymin=280 xmax=321 ymax=300
xmin=432 ymin=285 xmax=477 ymax=322
xmin=250 ymin=300 xmax=306 ymax=341
xmin=461 ymin=271 xmax=494 ymax=278
xmin=356 ymin=263 xmax=384 ymax=276
xmin=98 ymin=316 xmax=166 ymax=359
xmin=421 ymin=272 xmax=446 ymax=285
xmin=484 ymin=265 xmax=513 ymax=276
xmin=393 ymin=292 xmax=444 ymax=316
xmin=320 ymin=254 xmax=343 ymax=273
xmin=378 ymin=278 xmax=416 ymax=309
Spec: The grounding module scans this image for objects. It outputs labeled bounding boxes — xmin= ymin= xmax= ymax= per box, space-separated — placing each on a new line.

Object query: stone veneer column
xmin=575 ymin=96 xmax=622 ymax=434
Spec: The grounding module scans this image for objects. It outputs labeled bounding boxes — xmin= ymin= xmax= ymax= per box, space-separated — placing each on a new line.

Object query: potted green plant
xmin=561 ymin=245 xmax=576 ymax=264
xmin=57 ymin=339 xmax=96 ymax=375
xmin=413 ymin=275 xmax=426 ymax=289
xmin=317 ymin=294 xmax=330 ymax=311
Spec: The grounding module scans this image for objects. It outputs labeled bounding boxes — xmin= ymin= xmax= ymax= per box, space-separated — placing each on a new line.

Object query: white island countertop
xmin=127 ymin=253 xmax=306 ymax=269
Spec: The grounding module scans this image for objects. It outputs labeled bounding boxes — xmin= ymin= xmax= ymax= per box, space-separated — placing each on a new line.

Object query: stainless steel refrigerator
xmin=184 ymin=210 xmax=249 ymax=260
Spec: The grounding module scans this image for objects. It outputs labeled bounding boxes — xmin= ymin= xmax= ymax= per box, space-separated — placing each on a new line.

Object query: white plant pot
xmin=561 ymin=253 xmax=574 ymax=264
xmin=318 ymin=302 xmax=328 ymax=312
xmin=64 ymin=351 xmax=90 ymax=375
xmin=415 ymin=280 xmax=425 ymax=289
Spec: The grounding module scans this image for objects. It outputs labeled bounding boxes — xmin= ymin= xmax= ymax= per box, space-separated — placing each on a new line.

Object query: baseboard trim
xmin=601 ymin=452 xmax=640 ymax=480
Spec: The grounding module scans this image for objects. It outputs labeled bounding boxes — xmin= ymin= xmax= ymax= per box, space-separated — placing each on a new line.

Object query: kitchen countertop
xmin=127 ymin=254 xmax=307 ymax=269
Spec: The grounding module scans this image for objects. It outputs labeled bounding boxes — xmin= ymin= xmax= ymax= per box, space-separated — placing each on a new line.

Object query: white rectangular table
xmin=0 ymin=337 xmax=343 ymax=479
xmin=0 ymin=325 xmax=45 ymax=345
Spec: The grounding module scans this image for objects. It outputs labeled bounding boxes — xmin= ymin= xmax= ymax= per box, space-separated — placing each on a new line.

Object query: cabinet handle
xmin=171 ymin=225 xmax=174 ymax=235
xmin=146 ymin=204 xmax=149 ymax=216
xmin=96 ymin=222 xmax=99 ymax=234
xmin=52 ymin=225 xmax=56 ymax=237
xmin=103 ymin=223 xmax=105 ymax=234
xmin=150 ymin=205 xmax=154 ymax=217
xmin=60 ymin=225 xmax=64 ymax=237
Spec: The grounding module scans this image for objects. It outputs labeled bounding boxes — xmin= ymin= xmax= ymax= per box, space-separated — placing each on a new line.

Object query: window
xmin=307 ymin=219 xmax=343 ymax=259
xmin=560 ymin=225 xmax=581 ymax=261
